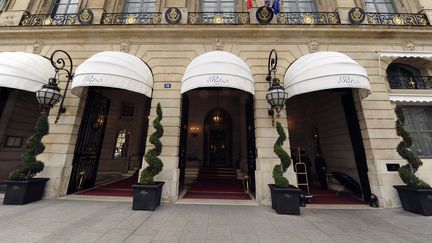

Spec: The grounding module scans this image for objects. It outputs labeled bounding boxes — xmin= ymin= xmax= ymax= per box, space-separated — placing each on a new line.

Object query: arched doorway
xmin=66 ymin=52 xmax=153 ymax=196
xmin=0 ymin=52 xmax=54 ymax=184
xmin=178 ymin=51 xmax=256 ymax=200
xmin=284 ymin=52 xmax=372 ymax=205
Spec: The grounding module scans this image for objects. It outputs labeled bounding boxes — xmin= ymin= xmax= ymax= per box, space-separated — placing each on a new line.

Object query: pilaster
xmin=0 ymin=0 xmax=31 ymax=26
xmin=334 ymin=0 xmax=356 ymax=24
xmin=419 ymin=0 xmax=432 ymax=25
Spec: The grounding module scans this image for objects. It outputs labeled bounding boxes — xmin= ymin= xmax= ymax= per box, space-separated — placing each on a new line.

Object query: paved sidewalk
xmin=0 ymin=199 xmax=431 ymax=243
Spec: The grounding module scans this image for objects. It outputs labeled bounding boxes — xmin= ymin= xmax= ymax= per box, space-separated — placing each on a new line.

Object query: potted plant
xmin=268 ymin=121 xmax=302 ymax=215
xmin=393 ymin=106 xmax=431 ymax=216
xmin=3 ymin=114 xmax=50 ymax=205
xmin=132 ymin=103 xmax=164 ymax=211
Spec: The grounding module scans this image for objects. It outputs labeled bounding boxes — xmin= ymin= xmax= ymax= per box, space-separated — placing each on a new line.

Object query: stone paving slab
xmin=0 ymin=200 xmax=431 ymax=243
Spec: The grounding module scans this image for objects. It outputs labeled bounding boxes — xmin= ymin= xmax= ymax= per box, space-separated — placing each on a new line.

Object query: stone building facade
xmin=0 ymin=0 xmax=432 ymax=208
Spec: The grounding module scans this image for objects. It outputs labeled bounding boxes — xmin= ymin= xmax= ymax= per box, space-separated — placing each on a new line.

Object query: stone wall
xmin=0 ymin=0 xmax=431 ymax=207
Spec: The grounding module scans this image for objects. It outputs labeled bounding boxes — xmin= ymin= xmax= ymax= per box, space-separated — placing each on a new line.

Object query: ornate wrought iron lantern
xmin=36 ymin=78 xmax=62 ymax=111
xmin=35 ymin=50 xmax=73 ymax=122
xmin=265 ymin=49 xmax=289 ymax=126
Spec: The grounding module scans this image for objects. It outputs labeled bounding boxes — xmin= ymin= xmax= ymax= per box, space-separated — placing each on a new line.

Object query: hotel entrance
xmin=65 ymin=51 xmax=154 ymax=196
xmin=284 ymin=51 xmax=372 ymax=205
xmin=178 ymin=50 xmax=257 ymax=201
xmin=178 ymin=88 xmax=256 ymax=200
xmin=286 ymin=90 xmax=371 ymax=204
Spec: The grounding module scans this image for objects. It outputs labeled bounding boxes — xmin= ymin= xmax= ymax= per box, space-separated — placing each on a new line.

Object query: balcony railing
xmin=20 ymin=13 xmax=77 ymax=26
xmin=277 ymin=12 xmax=340 ymax=25
xmin=188 ymin=12 xmax=250 ymax=24
xmin=367 ymin=13 xmax=429 ymax=26
xmin=101 ymin=12 xmax=161 ymax=25
xmin=388 ymin=76 xmax=432 ymax=89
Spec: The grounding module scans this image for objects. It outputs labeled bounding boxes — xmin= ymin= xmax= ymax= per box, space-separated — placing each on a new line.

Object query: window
xmin=282 ymin=0 xmax=317 ymax=12
xmin=387 ymin=63 xmax=425 ymax=89
xmin=114 ymin=129 xmax=129 ymax=158
xmin=125 ymin=0 xmax=157 ymax=13
xmin=52 ymin=0 xmax=79 ymax=15
xmin=0 ymin=0 xmax=7 ymax=13
xmin=364 ymin=0 xmax=395 ymax=13
xmin=403 ymin=106 xmax=432 ymax=157
xmin=201 ymin=0 xmax=237 ymax=12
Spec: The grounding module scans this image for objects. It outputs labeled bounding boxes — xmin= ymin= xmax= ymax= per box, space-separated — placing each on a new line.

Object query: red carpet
xmin=183 ymin=178 xmax=251 ymax=200
xmin=77 ymin=174 xmax=137 ymax=197
xmin=309 ymin=186 xmax=367 ymax=204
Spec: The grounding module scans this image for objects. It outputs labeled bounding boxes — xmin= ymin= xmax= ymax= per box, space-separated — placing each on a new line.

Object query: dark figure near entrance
xmin=291 ymin=149 xmax=298 ymax=172
xmin=300 ymin=150 xmax=312 ymax=182
xmin=314 ymin=153 xmax=328 ymax=189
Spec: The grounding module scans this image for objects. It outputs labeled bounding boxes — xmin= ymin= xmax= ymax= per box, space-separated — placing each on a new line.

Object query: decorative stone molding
xmin=213 ymin=38 xmax=223 ymax=51
xmin=403 ymin=40 xmax=415 ymax=51
xmin=308 ymin=39 xmax=319 ymax=53
xmin=120 ymin=40 xmax=130 ymax=53
xmin=32 ymin=40 xmax=45 ymax=54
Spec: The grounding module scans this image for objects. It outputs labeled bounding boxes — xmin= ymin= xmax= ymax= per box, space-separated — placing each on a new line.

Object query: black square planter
xmin=268 ymin=184 xmax=302 ymax=215
xmin=132 ymin=181 xmax=164 ymax=211
xmin=3 ymin=178 xmax=49 ymax=205
xmin=394 ymin=185 xmax=432 ymax=216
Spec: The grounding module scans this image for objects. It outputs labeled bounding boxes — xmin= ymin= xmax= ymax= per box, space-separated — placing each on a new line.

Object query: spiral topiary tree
xmin=8 ymin=115 xmax=49 ymax=181
xmin=272 ymin=121 xmax=292 ymax=187
xmin=395 ymin=106 xmax=430 ymax=189
xmin=140 ymin=103 xmax=164 ymax=184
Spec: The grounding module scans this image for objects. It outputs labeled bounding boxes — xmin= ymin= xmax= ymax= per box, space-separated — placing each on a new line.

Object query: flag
xmin=273 ymin=0 xmax=280 ymax=14
xmin=265 ymin=0 xmax=271 ymax=7
xmin=247 ymin=0 xmax=253 ymax=9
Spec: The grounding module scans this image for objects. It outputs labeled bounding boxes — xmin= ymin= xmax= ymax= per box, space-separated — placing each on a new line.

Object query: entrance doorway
xmin=0 ymin=88 xmax=40 ymax=183
xmin=67 ymin=87 xmax=150 ymax=196
xmin=204 ymin=109 xmax=232 ymax=168
xmin=178 ymin=88 xmax=256 ymax=200
xmin=286 ymin=89 xmax=371 ymax=205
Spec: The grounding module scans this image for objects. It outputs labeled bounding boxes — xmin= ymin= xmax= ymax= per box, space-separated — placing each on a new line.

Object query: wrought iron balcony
xmin=367 ymin=13 xmax=429 ymax=26
xmin=388 ymin=76 xmax=432 ymax=89
xmin=20 ymin=13 xmax=77 ymax=26
xmin=101 ymin=12 xmax=161 ymax=25
xmin=277 ymin=12 xmax=340 ymax=25
xmin=188 ymin=12 xmax=250 ymax=24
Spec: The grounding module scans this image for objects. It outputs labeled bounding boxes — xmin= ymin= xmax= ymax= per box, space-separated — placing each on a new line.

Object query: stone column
xmin=141 ymin=79 xmax=182 ymax=203
xmin=85 ymin=0 xmax=106 ymax=24
xmin=254 ymin=79 xmax=296 ymax=205
xmin=38 ymin=81 xmax=87 ymax=198
xmin=418 ymin=0 xmax=432 ymax=25
xmin=0 ymin=0 xmax=32 ymax=26
xmin=161 ymin=0 xmax=188 ymax=24
xmin=334 ymin=0 xmax=356 ymax=24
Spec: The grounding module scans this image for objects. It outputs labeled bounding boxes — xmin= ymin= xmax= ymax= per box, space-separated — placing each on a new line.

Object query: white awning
xmin=72 ymin=51 xmax=153 ymax=97
xmin=284 ymin=52 xmax=370 ymax=98
xmin=389 ymin=93 xmax=432 ymax=103
xmin=181 ymin=51 xmax=254 ymax=95
xmin=377 ymin=50 xmax=432 ymax=59
xmin=0 ymin=52 xmax=55 ymax=92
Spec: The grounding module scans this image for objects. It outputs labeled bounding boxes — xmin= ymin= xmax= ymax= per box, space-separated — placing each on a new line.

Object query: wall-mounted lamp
xmin=265 ymin=49 xmax=289 ymax=127
xmin=35 ymin=50 xmax=73 ymax=123
xmin=190 ymin=126 xmax=200 ymax=137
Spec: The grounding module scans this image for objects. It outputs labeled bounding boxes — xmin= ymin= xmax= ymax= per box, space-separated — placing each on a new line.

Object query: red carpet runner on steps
xmin=309 ymin=186 xmax=367 ymax=204
xmin=77 ymin=174 xmax=137 ymax=197
xmin=183 ymin=167 xmax=251 ymax=200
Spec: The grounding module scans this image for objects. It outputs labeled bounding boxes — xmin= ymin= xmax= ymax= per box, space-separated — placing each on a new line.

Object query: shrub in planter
xmin=132 ymin=103 xmax=165 ymax=211
xmin=268 ymin=121 xmax=301 ymax=215
xmin=393 ymin=106 xmax=431 ymax=216
xmin=3 ymin=115 xmax=50 ymax=205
